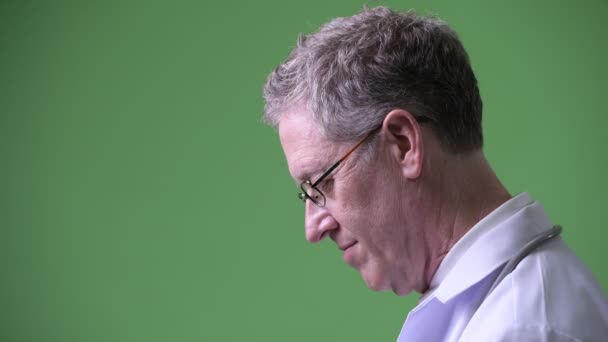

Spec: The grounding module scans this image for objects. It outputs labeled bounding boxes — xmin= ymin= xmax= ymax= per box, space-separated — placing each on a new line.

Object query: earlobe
xmin=382 ymin=109 xmax=424 ymax=179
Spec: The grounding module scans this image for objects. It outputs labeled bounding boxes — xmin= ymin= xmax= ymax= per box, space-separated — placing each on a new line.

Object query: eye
xmin=319 ymin=179 xmax=334 ymax=193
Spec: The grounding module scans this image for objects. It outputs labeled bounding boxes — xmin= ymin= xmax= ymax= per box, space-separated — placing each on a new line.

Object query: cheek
xmin=358 ymin=168 xmax=400 ymax=218
xmin=332 ymin=158 xmax=402 ymax=236
xmin=356 ymin=172 xmax=406 ymax=250
xmin=338 ymin=186 xmax=392 ymax=238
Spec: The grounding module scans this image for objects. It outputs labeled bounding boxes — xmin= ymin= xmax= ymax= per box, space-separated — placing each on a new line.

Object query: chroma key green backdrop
xmin=1 ymin=1 xmax=606 ymax=341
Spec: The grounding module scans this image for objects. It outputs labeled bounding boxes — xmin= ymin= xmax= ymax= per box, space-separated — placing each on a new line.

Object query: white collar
xmin=420 ymin=192 xmax=552 ymax=304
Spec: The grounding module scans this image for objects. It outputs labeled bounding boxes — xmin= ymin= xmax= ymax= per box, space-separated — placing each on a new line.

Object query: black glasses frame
xmin=298 ymin=116 xmax=432 ymax=207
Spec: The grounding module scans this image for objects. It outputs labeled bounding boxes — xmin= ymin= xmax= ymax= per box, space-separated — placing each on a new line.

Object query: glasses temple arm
xmin=311 ymin=133 xmax=371 ymax=187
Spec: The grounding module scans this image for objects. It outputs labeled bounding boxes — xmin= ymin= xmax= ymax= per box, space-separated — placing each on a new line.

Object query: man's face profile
xmin=278 ymin=106 xmax=433 ymax=295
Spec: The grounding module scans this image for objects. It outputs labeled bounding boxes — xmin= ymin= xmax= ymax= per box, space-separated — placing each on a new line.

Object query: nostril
xmin=305 ymin=215 xmax=338 ymax=243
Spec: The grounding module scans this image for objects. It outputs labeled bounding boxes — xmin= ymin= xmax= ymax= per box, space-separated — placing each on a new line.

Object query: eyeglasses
xmin=298 ymin=116 xmax=432 ymax=207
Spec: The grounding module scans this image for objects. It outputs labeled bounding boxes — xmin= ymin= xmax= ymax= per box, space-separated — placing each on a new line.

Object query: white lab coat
xmin=397 ymin=193 xmax=608 ymax=341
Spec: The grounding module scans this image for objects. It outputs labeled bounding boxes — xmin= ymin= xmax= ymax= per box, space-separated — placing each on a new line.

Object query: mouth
xmin=339 ymin=241 xmax=357 ymax=251
xmin=341 ymin=242 xmax=358 ymax=264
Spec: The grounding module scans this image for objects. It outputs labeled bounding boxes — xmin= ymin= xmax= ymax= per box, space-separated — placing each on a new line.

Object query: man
xmin=262 ymin=6 xmax=608 ymax=341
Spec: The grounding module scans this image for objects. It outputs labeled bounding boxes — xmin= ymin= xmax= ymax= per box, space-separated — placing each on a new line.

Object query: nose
xmin=305 ymin=199 xmax=338 ymax=243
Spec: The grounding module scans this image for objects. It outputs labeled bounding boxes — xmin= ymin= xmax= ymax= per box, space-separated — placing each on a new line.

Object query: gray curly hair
xmin=263 ymin=6 xmax=483 ymax=153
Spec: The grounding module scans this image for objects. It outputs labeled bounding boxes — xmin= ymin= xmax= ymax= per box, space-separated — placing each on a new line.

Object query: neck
xmin=419 ymin=149 xmax=511 ymax=292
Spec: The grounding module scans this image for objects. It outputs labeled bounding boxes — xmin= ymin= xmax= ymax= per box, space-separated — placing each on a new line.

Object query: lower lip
xmin=343 ymin=243 xmax=357 ymax=263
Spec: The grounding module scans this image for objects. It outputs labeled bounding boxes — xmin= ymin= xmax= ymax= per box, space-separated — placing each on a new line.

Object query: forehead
xmin=278 ymin=110 xmax=339 ymax=181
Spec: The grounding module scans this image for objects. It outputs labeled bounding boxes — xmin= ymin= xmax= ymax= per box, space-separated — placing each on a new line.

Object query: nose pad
xmin=304 ymin=200 xmax=338 ymax=243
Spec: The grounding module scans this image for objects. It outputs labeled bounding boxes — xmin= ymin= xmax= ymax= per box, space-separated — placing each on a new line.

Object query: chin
xmin=360 ymin=267 xmax=391 ymax=292
xmin=392 ymin=285 xmax=414 ymax=296
xmin=360 ymin=265 xmax=413 ymax=296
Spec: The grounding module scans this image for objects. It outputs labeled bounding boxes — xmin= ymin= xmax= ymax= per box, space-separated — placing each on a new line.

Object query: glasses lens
xmin=300 ymin=181 xmax=325 ymax=207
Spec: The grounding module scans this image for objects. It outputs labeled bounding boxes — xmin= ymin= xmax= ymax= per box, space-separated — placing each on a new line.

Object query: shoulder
xmin=461 ymin=238 xmax=608 ymax=341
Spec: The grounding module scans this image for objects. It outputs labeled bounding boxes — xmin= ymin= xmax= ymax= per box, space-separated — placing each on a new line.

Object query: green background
xmin=1 ymin=1 xmax=606 ymax=341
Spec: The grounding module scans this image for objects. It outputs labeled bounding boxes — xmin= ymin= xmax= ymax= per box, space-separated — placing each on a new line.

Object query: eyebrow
xmin=294 ymin=163 xmax=328 ymax=184
xmin=294 ymin=170 xmax=319 ymax=184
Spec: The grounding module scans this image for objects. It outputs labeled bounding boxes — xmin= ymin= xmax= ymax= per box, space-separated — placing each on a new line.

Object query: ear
xmin=381 ymin=109 xmax=424 ymax=179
